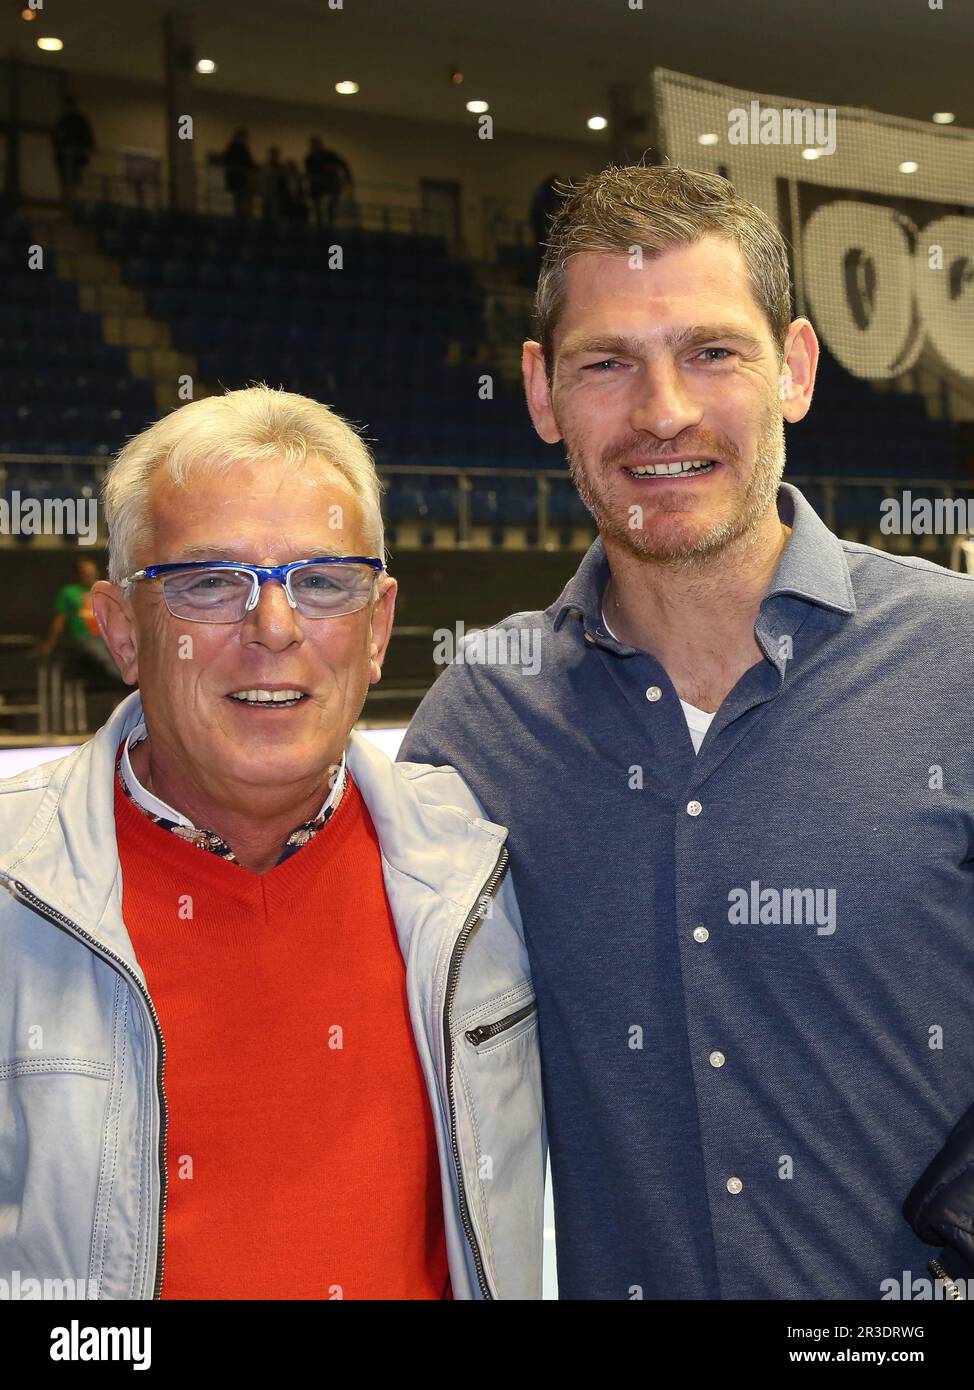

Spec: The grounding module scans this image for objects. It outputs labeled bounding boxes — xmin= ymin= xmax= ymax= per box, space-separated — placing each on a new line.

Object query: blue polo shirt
xmin=399 ymin=482 xmax=974 ymax=1300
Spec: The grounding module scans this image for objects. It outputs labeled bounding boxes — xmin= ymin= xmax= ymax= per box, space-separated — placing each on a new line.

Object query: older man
xmin=0 ymin=385 xmax=543 ymax=1301
xmin=400 ymin=164 xmax=974 ymax=1300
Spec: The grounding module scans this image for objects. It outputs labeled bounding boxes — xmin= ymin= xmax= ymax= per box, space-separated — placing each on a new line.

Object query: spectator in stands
xmin=530 ymin=172 xmax=562 ymax=270
xmin=400 ymin=163 xmax=974 ymax=1301
xmin=304 ymin=135 xmax=352 ymax=228
xmin=51 ymin=94 xmax=95 ymax=205
xmin=31 ymin=555 xmax=117 ymax=679
xmin=222 ymin=127 xmax=256 ymax=219
xmin=261 ymin=145 xmax=290 ymax=222
xmin=0 ymin=385 xmax=543 ymax=1301
xmin=282 ymin=159 xmax=310 ymax=224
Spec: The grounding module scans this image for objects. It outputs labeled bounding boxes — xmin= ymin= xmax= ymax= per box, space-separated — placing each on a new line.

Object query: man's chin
xmin=208 ymin=744 xmax=329 ymax=792
xmin=602 ymin=510 xmax=735 ymax=562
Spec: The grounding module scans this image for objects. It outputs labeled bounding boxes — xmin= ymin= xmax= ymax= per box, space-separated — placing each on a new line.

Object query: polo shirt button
xmin=693 ymin=926 xmax=709 ymax=943
xmin=726 ymin=1176 xmax=744 ymax=1195
xmin=709 ymin=1050 xmax=725 ymax=1068
xmin=687 ymin=799 xmax=702 ymax=816
xmin=646 ymin=686 xmax=662 ymax=702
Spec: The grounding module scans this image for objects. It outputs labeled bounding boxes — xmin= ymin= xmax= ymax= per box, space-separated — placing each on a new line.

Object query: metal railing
xmin=51 ymin=149 xmax=457 ymax=243
xmin=0 ymin=640 xmax=87 ymax=736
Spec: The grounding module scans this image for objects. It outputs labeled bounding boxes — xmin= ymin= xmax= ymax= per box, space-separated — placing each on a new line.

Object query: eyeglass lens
xmin=161 ymin=565 xmax=374 ymax=620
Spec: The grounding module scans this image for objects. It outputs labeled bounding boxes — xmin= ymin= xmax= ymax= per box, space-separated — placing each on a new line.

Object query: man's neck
xmin=128 ymin=736 xmax=339 ymax=874
xmin=601 ymin=507 xmax=791 ymax=713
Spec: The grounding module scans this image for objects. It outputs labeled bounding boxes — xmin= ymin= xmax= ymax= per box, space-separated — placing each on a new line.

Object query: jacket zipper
xmin=465 ymin=999 xmax=537 ymax=1047
xmin=442 ymin=843 xmax=510 ymax=1301
xmin=929 ymin=1258 xmax=965 ymax=1300
xmin=1 ymin=873 xmax=169 ymax=1300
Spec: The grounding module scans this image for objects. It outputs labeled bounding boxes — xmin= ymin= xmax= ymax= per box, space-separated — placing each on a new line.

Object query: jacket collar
xmin=1 ymin=690 xmax=507 ymax=978
xmin=550 ymin=481 xmax=857 ymax=640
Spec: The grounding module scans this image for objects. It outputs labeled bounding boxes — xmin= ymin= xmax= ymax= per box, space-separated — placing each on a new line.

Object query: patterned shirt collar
xmin=116 ymin=719 xmax=347 ymax=867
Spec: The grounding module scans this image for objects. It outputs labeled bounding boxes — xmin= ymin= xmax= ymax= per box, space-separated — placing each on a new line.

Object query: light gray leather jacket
xmin=0 ymin=691 xmax=544 ymax=1300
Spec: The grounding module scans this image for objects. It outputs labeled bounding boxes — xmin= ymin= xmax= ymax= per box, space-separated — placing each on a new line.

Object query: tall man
xmin=0 ymin=385 xmax=543 ymax=1300
xmin=400 ymin=165 xmax=974 ymax=1299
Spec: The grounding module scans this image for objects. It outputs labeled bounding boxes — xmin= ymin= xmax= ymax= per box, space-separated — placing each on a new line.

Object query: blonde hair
xmin=102 ymin=384 xmax=385 ymax=583
xmin=535 ymin=163 xmax=793 ymax=375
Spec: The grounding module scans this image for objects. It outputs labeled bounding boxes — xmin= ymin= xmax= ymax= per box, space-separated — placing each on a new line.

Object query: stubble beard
xmin=565 ymin=401 xmax=787 ymax=567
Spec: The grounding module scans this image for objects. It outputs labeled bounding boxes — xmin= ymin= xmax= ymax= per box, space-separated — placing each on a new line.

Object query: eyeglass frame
xmin=120 ymin=555 xmax=386 ymax=623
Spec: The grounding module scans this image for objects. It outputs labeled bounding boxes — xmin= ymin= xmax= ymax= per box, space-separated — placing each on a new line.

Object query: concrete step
xmin=29 ymin=214 xmax=99 ymax=256
xmin=78 ymin=282 xmax=146 ymax=316
xmin=102 ymin=315 xmax=171 ymax=350
xmin=53 ymin=250 xmax=122 ymax=285
xmin=127 ymin=346 xmax=198 ymax=381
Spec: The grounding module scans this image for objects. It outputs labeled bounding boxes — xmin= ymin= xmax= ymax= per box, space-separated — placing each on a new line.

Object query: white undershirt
xmin=600 ymin=609 xmax=716 ymax=755
xmin=677 ymin=699 xmax=716 ymax=755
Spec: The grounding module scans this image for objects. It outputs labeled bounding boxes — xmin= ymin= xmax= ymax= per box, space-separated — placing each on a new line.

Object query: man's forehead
xmin=566 ymin=237 xmax=751 ymax=292
xmin=143 ymin=457 xmax=368 ymax=559
xmin=556 ymin=241 xmax=767 ymax=350
xmin=149 ymin=453 xmax=353 ymax=502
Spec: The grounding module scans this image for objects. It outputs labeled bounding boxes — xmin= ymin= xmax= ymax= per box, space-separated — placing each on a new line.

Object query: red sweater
xmin=113 ymin=755 xmax=450 ymax=1299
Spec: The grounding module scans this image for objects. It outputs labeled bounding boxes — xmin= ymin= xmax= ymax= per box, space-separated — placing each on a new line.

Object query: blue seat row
xmin=0 ymin=339 xmax=129 ymax=370
xmin=0 ymin=307 xmax=103 ymax=338
xmin=3 ymin=372 xmax=155 ymax=408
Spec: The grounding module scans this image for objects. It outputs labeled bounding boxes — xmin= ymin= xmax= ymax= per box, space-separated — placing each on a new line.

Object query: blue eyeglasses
xmin=121 ymin=556 xmax=385 ymax=623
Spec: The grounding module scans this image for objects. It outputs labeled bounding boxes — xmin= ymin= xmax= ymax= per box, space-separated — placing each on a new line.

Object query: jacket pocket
xmin=464 ymin=999 xmax=538 ymax=1049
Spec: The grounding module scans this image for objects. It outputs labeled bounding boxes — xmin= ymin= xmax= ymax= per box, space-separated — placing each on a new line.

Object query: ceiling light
xmin=196 ymin=58 xmax=217 ymax=74
xmin=335 ymin=81 xmax=359 ymax=95
xmin=932 ymin=112 xmax=955 ymax=124
xmin=36 ymin=36 xmax=63 ymax=52
xmin=587 ymin=115 xmax=608 ymax=131
xmin=466 ymin=100 xmax=489 ymax=114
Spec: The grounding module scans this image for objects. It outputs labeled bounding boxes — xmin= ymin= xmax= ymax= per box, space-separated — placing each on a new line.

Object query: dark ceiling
xmin=2 ymin=0 xmax=970 ymax=142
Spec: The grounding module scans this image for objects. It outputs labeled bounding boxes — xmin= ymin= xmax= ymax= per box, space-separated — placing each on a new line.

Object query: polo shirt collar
xmin=767 ymin=482 xmax=856 ymax=615
xmin=550 ymin=481 xmax=857 ymax=642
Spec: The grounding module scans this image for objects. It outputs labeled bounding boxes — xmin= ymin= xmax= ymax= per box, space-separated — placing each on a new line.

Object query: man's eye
xmin=185 ymin=574 xmax=233 ymax=591
xmin=698 ymin=348 xmax=735 ymax=362
xmin=295 ymin=572 xmax=341 ymax=592
xmin=582 ymin=359 xmax=624 ymax=372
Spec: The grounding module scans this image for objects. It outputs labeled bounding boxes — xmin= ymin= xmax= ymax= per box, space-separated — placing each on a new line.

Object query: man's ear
xmin=778 ymin=318 xmax=819 ymax=424
xmin=368 ymin=575 xmax=397 ymax=685
xmin=522 ymin=340 xmax=563 ymax=444
xmin=91 ymin=581 xmax=139 ymax=685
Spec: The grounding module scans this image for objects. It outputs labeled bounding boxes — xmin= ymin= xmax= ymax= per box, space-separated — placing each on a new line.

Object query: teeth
xmin=628 ymin=459 xmax=715 ymax=476
xmin=228 ymin=688 xmax=304 ymax=703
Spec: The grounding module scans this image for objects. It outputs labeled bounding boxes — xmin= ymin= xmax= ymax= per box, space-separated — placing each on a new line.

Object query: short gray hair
xmin=535 ymin=163 xmax=793 ymax=375
xmin=102 ymin=384 xmax=385 ymax=584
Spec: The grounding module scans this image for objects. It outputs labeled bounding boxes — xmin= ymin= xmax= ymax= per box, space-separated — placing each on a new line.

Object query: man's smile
xmin=621 ymin=458 xmax=722 ymax=482
xmin=225 ymin=684 xmax=311 ymax=708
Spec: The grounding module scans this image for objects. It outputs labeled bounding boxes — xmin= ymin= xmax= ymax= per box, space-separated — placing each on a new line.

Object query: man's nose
xmin=629 ymin=360 xmax=704 ymax=440
xmin=241 ymin=579 xmax=304 ymax=646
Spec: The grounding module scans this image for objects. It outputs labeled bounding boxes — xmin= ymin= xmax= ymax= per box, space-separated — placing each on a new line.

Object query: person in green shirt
xmin=33 ymin=556 xmax=119 ymax=678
